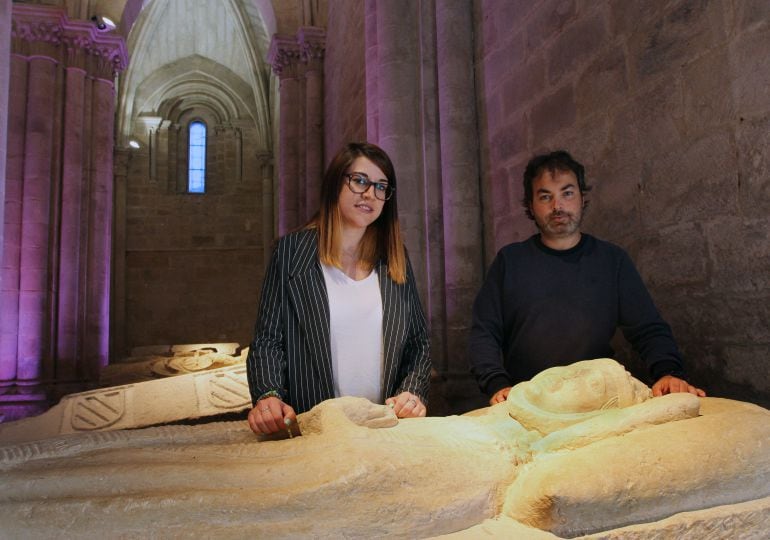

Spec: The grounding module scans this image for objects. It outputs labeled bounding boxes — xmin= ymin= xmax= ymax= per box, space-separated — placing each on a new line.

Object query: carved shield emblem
xmin=206 ymin=367 xmax=250 ymax=410
xmin=71 ymin=390 xmax=125 ymax=431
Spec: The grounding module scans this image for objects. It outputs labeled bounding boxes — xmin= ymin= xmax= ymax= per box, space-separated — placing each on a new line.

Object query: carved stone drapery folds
xmin=0 ymin=4 xmax=127 ymax=422
xmin=268 ymin=28 xmax=325 ymax=235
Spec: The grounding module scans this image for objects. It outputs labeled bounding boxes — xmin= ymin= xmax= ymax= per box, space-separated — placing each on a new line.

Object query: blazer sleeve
xmin=393 ymin=257 xmax=432 ymax=403
xmin=246 ymin=239 xmax=288 ymax=405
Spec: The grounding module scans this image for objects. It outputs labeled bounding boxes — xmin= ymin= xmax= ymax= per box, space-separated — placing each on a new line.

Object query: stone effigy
xmin=0 ymin=364 xmax=251 ymax=444
xmin=99 ymin=343 xmax=245 ymax=386
xmin=0 ymin=359 xmax=768 ymax=539
xmin=0 ymin=343 xmax=250 ymax=445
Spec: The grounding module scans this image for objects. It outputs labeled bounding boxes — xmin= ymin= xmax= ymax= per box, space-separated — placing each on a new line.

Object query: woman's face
xmin=338 ymin=156 xmax=387 ymax=233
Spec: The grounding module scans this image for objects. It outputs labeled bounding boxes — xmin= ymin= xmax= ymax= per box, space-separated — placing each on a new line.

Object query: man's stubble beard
xmin=536 ymin=210 xmax=582 ymax=238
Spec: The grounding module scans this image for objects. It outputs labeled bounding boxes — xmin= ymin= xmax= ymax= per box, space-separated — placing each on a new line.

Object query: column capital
xmin=255 ymin=151 xmax=274 ymax=168
xmin=298 ymin=26 xmax=325 ymax=65
xmin=12 ymin=3 xmax=127 ymax=79
xmin=267 ymin=34 xmax=302 ymax=79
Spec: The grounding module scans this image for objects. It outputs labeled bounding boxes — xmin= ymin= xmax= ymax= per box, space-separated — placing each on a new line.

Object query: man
xmin=469 ymin=150 xmax=705 ymax=404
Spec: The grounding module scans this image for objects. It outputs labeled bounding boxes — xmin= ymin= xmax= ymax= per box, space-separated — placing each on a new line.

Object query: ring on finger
xmin=260 ymin=407 xmax=270 ymax=413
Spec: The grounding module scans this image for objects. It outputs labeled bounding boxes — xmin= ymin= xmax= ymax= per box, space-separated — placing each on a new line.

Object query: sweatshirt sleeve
xmin=616 ymin=251 xmax=686 ymax=382
xmin=468 ymin=251 xmax=513 ymax=397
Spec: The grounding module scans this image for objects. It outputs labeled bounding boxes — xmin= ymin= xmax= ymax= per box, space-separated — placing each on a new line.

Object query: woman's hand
xmin=248 ymin=396 xmax=297 ymax=435
xmin=385 ymin=392 xmax=426 ymax=418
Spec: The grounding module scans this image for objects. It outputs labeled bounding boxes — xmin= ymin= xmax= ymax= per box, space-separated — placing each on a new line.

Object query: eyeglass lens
xmin=346 ymin=174 xmax=393 ymax=201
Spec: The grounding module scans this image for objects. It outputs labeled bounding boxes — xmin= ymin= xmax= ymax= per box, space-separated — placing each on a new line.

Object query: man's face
xmin=529 ymin=169 xmax=584 ymax=243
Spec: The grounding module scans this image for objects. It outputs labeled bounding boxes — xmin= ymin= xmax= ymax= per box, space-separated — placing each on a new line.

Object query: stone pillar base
xmin=0 ymin=389 xmax=49 ymax=423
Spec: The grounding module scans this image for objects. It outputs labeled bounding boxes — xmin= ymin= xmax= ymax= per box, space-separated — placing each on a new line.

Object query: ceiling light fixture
xmin=91 ymin=15 xmax=116 ymax=32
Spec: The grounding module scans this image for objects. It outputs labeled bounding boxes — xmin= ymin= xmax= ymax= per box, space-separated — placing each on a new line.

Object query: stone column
xmin=1 ymin=4 xmax=127 ymax=420
xmin=268 ymin=35 xmax=302 ymax=235
xmin=361 ymin=1 xmax=487 ymax=413
xmin=111 ymin=148 xmax=129 ymax=359
xmin=364 ymin=0 xmax=379 ymax=141
xmin=0 ymin=25 xmax=22 ymax=388
xmin=435 ymin=3 xmax=484 ymax=399
xmin=256 ymin=151 xmax=274 ymax=266
xmin=368 ymin=0 xmax=428 ymax=293
xmin=56 ymin=60 xmax=87 ymax=380
xmin=0 ymin=0 xmax=10 ymax=297
xmin=84 ymin=73 xmax=118 ymax=379
xmin=299 ymin=27 xmax=325 ymax=222
xmin=17 ymin=55 xmax=57 ymax=385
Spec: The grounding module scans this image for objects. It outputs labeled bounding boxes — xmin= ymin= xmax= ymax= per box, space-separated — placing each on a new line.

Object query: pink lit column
xmin=17 ymin=56 xmax=57 ymax=386
xmin=55 ymin=63 xmax=86 ymax=380
xmin=299 ymin=27 xmax=325 ymax=222
xmin=0 ymin=54 xmax=25 ymax=387
xmin=83 ymin=75 xmax=117 ymax=378
xmin=268 ymin=36 xmax=302 ymax=235
xmin=435 ymin=3 xmax=484 ymax=375
xmin=0 ymin=0 xmax=9 ymax=296
xmin=2 ymin=4 xmax=127 ymax=420
xmin=368 ymin=0 xmax=428 ymax=294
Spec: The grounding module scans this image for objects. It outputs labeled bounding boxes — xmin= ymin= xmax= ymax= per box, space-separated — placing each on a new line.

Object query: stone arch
xmin=116 ymin=0 xmax=273 ymax=149
xmin=129 ymin=55 xmax=257 ymax=143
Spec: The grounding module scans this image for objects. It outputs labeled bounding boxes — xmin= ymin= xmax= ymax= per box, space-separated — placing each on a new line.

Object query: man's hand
xmin=652 ymin=375 xmax=706 ymax=397
xmin=385 ymin=392 xmax=426 ymax=418
xmin=489 ymin=386 xmax=512 ymax=405
xmin=248 ymin=396 xmax=297 ymax=435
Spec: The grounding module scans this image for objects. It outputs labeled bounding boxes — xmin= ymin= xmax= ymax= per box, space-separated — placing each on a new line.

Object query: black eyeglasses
xmin=344 ymin=173 xmax=395 ymax=201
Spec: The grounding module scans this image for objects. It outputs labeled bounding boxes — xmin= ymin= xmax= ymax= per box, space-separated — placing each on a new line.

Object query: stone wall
xmin=119 ymin=128 xmax=264 ymax=353
xmin=475 ymin=0 xmax=770 ymax=406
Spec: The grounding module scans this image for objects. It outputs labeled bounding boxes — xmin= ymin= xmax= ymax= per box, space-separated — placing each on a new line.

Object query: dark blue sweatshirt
xmin=469 ymin=234 xmax=684 ymax=397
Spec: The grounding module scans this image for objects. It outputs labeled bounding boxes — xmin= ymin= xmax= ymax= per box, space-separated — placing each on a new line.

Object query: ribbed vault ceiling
xmin=116 ymin=0 xmax=274 ymax=147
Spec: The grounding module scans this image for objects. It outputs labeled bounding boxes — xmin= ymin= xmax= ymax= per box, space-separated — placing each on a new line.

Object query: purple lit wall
xmin=322 ymin=1 xmax=770 ymax=412
xmin=0 ymin=5 xmax=127 ymax=422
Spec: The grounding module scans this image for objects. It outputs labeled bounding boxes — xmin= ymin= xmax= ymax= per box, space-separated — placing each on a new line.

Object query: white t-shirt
xmin=321 ymin=263 xmax=384 ymax=403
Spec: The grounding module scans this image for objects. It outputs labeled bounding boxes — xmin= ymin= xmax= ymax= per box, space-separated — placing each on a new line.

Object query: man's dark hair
xmin=521 ymin=150 xmax=592 ymax=220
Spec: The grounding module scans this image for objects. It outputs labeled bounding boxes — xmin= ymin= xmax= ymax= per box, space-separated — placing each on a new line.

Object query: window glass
xmin=188 ymin=121 xmax=206 ymax=193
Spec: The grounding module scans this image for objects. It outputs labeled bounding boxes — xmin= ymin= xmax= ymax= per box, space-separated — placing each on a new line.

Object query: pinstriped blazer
xmin=246 ymin=228 xmax=431 ymax=414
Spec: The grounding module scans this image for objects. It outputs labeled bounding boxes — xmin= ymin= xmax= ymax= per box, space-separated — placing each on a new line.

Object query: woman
xmin=246 ymin=142 xmax=431 ymax=435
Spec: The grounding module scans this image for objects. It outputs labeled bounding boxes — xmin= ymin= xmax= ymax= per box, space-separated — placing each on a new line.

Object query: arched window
xmin=188 ymin=120 xmax=207 ymax=193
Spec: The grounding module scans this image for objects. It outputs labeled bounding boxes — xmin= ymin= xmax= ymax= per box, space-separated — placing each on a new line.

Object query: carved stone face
xmin=507 ymin=359 xmax=652 ymax=433
xmin=523 ymin=365 xmax=610 ymax=413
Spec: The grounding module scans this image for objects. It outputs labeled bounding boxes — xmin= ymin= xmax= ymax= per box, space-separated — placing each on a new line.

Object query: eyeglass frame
xmin=343 ymin=173 xmax=395 ymax=201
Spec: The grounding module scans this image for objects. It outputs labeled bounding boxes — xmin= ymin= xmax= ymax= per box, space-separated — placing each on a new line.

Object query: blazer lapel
xmin=379 ymin=261 xmax=406 ymax=398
